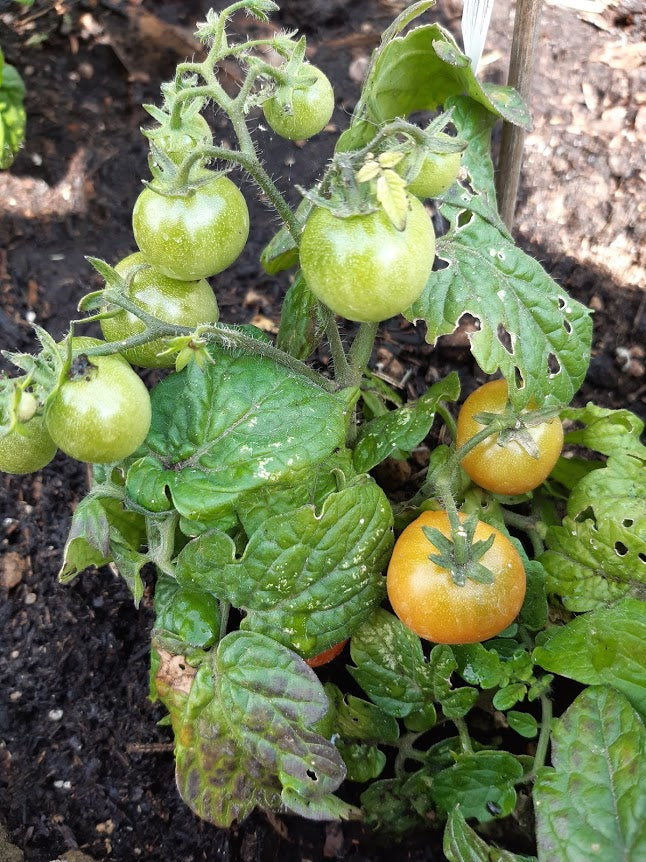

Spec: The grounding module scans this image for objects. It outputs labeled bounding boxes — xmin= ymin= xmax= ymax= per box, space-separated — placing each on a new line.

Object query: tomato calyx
xmin=421 ymin=512 xmax=497 ymax=586
xmin=471 ymin=405 xmax=563 ymax=461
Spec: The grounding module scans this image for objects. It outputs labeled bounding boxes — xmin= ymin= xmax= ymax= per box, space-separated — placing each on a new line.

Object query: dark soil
xmin=0 ymin=1 xmax=644 ymax=860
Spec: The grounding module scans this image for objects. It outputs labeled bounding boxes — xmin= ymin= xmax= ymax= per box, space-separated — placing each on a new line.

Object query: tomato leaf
xmin=444 ymin=807 xmax=532 ymax=861
xmin=376 ymin=170 xmax=409 ymax=231
xmin=409 ymin=205 xmax=593 ymax=408
xmin=540 ymin=515 xmax=645 ymax=612
xmin=125 ymin=350 xmax=347 ymax=523
xmin=276 ymin=270 xmax=325 ymax=360
xmin=347 ymin=24 xmax=530 ymax=140
xmin=568 ymin=452 xmax=646 ymax=535
xmin=171 ymin=631 xmax=346 ymax=827
xmin=0 ymin=56 xmax=27 ymax=170
xmin=430 ymin=751 xmax=525 ymax=822
xmin=335 ymin=742 xmax=387 ymax=782
xmin=323 ymin=683 xmax=400 ymax=743
xmin=353 ymin=372 xmax=460 ymax=472
xmin=561 ymin=403 xmax=646 ymax=459
xmin=534 ymin=686 xmax=646 ymax=861
xmin=58 ymin=494 xmax=147 ymax=602
xmin=533 ymin=599 xmax=646 ymax=718
xmin=175 ymin=477 xmax=392 ymax=658
xmin=349 ymin=609 xmax=435 ymax=717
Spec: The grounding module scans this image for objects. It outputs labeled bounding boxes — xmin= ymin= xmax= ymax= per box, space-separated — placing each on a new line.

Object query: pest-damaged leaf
xmin=534 ymin=687 xmax=646 ymax=861
xmin=169 ymin=631 xmax=349 ymax=826
xmin=58 ymin=494 xmax=147 ymax=603
xmin=409 ymin=206 xmax=593 ymax=408
xmin=353 ymin=372 xmax=460 ymax=472
xmin=540 ymin=515 xmax=645 ymax=611
xmin=175 ymin=477 xmax=393 ymax=658
xmin=561 ymin=402 xmax=646 ymax=460
xmin=444 ymin=807 xmax=531 ymax=861
xmin=431 ymin=750 xmax=525 ymax=822
xmin=353 ymin=24 xmax=530 ymax=134
xmin=533 ymin=599 xmax=646 ymax=718
xmin=125 ymin=350 xmax=347 ymax=525
xmin=567 ymin=452 xmax=646 ymax=536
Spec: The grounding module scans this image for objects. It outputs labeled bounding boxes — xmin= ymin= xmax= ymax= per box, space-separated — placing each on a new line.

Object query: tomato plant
xmin=100 ymin=252 xmax=220 ymax=368
xmin=263 ymin=65 xmax=334 ymax=141
xmin=45 ymin=347 xmax=152 ymax=463
xmin=132 ymin=172 xmax=249 ymax=281
xmin=0 ymin=389 xmax=57 ymax=474
xmin=457 ymin=378 xmax=564 ymax=495
xmin=299 ymin=197 xmax=435 ymax=323
xmin=387 ymin=510 xmax=526 ymax=644
xmin=2 ymin=3 xmax=642 ymax=860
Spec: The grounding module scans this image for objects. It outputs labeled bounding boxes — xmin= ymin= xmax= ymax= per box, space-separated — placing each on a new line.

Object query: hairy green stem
xmin=502 ymin=509 xmax=545 ymax=557
xmin=436 ymin=402 xmax=457 ymax=443
xmin=454 ymin=717 xmax=474 ymax=754
xmin=531 ymin=693 xmax=553 ymax=777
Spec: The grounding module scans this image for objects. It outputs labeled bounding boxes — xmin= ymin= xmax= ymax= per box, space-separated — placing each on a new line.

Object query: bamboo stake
xmin=495 ymin=0 xmax=544 ymax=230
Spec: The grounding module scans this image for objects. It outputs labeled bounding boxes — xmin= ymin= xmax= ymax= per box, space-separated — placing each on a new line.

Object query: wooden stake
xmin=495 ymin=0 xmax=544 ymax=230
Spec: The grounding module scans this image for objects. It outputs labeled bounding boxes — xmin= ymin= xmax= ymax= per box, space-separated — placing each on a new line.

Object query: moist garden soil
xmin=0 ymin=1 xmax=644 ymax=860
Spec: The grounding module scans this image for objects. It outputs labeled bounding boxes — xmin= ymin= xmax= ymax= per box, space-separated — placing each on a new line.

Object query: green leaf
xmin=0 ymin=60 xmax=26 ymax=169
xmin=567 ymin=452 xmax=646 ymax=536
xmin=561 ymin=403 xmax=646 ymax=459
xmin=506 ymin=711 xmax=538 ymax=739
xmin=534 ymin=687 xmax=646 ymax=861
xmin=154 ymin=574 xmax=219 ymax=650
xmin=540 ymin=516 xmax=646 ymax=611
xmin=444 ymin=96 xmax=499 ymax=215
xmin=349 ymin=609 xmax=434 ymax=717
xmin=276 ymin=271 xmax=325 ymax=360
xmin=58 ymin=495 xmax=147 ymax=600
xmin=430 ymin=751 xmax=525 ymax=822
xmin=356 ymin=25 xmax=530 ymax=131
xmin=353 ymin=372 xmax=460 ymax=472
xmin=126 ymin=350 xmax=347 ymax=523
xmin=492 ymin=683 xmax=526 ymax=711
xmin=176 ymin=477 xmax=393 ymax=659
xmin=533 ymin=599 xmax=646 ymax=717
xmin=376 ymin=169 xmax=409 ymax=230
xmin=452 ymin=643 xmax=503 ymax=689
xmin=519 ymin=560 xmax=549 ymax=632
xmin=444 ymin=807 xmax=532 ymax=861
xmin=260 ymin=198 xmax=312 ymax=275
xmin=429 ymin=644 xmax=479 ymax=718
xmin=324 ymin=683 xmax=400 ymax=743
xmin=360 ymin=777 xmax=428 ymax=836
xmin=336 ymin=742 xmax=387 ymax=782
xmin=173 ymin=631 xmax=346 ymax=827
xmin=409 ymin=210 xmax=593 ymax=408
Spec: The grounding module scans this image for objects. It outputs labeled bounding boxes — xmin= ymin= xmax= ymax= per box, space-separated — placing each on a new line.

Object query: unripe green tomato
xmin=100 ymin=253 xmax=219 ymax=368
xmin=152 ymin=113 xmax=212 ymax=165
xmin=0 ymin=413 xmax=57 ymax=474
xmin=263 ymin=66 xmax=334 ymax=141
xmin=405 ymin=133 xmax=462 ymax=199
xmin=132 ymin=174 xmax=249 ymax=281
xmin=46 ymin=348 xmax=151 ymax=464
xmin=299 ymin=196 xmax=435 ymax=323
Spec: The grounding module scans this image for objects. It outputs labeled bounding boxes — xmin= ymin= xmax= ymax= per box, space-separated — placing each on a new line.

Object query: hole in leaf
xmin=496 ymin=325 xmax=514 ymax=355
xmin=306 ymin=769 xmax=318 ymax=781
xmin=575 ymin=507 xmax=594 ymax=523
xmin=433 ymin=254 xmax=450 ymax=272
xmin=563 ymin=319 xmax=573 ymax=334
xmin=639 ymin=553 xmax=646 ymax=564
xmin=623 ymin=518 xmax=634 ymax=528
xmin=614 ymin=541 xmax=628 ymax=557
xmin=547 ymin=353 xmax=561 ymax=376
xmin=457 ymin=210 xmax=474 ymax=228
xmin=558 ymin=296 xmax=567 ymax=310
xmin=514 ymin=367 xmax=525 ymax=389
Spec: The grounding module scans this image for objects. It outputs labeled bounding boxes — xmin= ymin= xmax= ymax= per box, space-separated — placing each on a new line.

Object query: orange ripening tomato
xmin=305 ymin=640 xmax=348 ymax=668
xmin=456 ymin=379 xmax=564 ymax=495
xmin=387 ymin=511 xmax=526 ymax=645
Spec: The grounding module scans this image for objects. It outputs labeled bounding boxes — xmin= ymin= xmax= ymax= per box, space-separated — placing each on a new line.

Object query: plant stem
xmin=454 ymin=717 xmax=474 ymax=754
xmin=530 ymin=693 xmax=553 ymax=776
xmin=502 ymin=509 xmax=545 ymax=557
xmin=436 ymin=402 xmax=457 ymax=443
xmin=347 ymin=322 xmax=378 ymax=386
xmin=319 ymin=306 xmax=351 ymax=384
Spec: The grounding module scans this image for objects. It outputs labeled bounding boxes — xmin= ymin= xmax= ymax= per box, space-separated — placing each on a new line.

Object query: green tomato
xmin=132 ymin=173 xmax=249 ymax=281
xmin=263 ymin=65 xmax=335 ymax=141
xmin=299 ymin=196 xmax=436 ymax=322
xmin=405 ymin=133 xmax=462 ymax=199
xmin=152 ymin=113 xmax=213 ymax=165
xmin=100 ymin=253 xmax=219 ymax=368
xmin=0 ymin=412 xmax=57 ymax=474
xmin=45 ymin=347 xmax=151 ymax=464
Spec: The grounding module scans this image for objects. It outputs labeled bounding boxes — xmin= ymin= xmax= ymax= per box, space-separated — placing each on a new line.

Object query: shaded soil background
xmin=0 ymin=0 xmax=644 ymax=860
